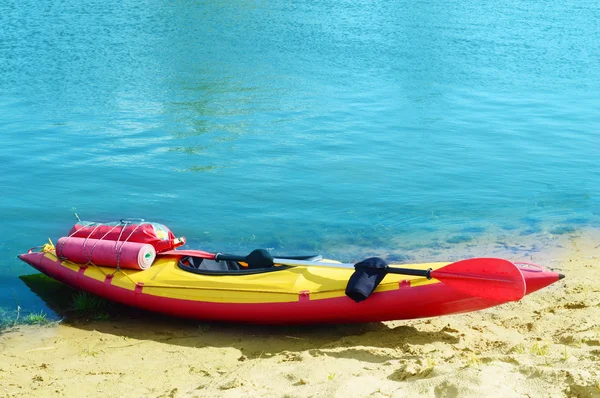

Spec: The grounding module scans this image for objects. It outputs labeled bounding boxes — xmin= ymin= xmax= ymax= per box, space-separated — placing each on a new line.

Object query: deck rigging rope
xmin=57 ymin=219 xmax=147 ymax=276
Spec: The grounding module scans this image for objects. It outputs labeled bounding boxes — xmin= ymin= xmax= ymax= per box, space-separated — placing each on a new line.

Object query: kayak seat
xmin=177 ymin=255 xmax=297 ymax=275
xmin=182 ymin=256 xmax=241 ymax=271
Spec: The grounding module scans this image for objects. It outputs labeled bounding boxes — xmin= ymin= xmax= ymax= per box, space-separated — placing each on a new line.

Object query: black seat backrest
xmin=178 ymin=255 xmax=292 ymax=275
xmin=184 ymin=257 xmax=240 ymax=271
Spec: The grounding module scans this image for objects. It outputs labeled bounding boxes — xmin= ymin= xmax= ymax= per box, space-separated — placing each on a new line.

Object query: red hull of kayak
xmin=18 ymin=252 xmax=562 ymax=324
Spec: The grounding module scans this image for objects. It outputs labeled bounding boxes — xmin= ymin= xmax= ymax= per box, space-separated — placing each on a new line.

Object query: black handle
xmin=214 ymin=253 xmax=246 ymax=262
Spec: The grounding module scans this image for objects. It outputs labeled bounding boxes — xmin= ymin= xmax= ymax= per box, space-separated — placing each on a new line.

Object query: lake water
xmin=1 ymin=0 xmax=599 ymax=318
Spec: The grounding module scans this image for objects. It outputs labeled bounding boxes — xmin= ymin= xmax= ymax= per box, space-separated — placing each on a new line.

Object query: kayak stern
xmin=517 ymin=263 xmax=564 ymax=295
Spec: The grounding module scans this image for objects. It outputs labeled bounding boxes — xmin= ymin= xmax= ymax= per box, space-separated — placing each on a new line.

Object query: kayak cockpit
xmin=177 ymin=254 xmax=322 ymax=276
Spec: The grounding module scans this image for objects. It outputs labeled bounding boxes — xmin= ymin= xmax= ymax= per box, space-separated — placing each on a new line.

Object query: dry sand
xmin=1 ymin=233 xmax=600 ymax=397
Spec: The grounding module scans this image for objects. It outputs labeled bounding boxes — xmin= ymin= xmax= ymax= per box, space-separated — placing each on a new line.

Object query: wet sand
xmin=1 ymin=232 xmax=599 ymax=397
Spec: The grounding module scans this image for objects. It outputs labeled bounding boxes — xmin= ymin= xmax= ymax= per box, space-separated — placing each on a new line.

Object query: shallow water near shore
xmin=1 ymin=0 xmax=599 ymax=318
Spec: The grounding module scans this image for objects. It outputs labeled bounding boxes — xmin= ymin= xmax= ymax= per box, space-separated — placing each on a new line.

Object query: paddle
xmin=213 ymin=250 xmax=526 ymax=303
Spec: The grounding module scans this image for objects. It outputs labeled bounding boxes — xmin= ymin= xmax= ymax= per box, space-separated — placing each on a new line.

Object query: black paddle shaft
xmin=216 ymin=252 xmax=433 ymax=280
xmin=383 ymin=267 xmax=432 ymax=279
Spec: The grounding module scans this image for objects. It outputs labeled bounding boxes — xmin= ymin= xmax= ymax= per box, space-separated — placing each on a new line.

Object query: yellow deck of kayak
xmin=44 ymin=251 xmax=446 ymax=304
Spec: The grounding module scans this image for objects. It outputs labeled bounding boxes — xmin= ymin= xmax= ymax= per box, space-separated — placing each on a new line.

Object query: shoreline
xmin=2 ymin=232 xmax=599 ymax=397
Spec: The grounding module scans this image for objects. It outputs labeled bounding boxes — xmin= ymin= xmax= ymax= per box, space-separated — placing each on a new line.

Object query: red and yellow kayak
xmin=18 ymin=246 xmax=563 ymax=324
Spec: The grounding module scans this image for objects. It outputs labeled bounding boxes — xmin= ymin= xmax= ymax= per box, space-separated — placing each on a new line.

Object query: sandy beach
xmin=2 ymin=233 xmax=599 ymax=398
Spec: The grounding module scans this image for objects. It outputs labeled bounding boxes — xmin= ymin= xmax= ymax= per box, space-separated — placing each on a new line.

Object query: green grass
xmin=530 ymin=342 xmax=550 ymax=356
xmin=512 ymin=343 xmax=526 ymax=354
xmin=71 ymin=291 xmax=108 ymax=314
xmin=19 ymin=274 xmax=110 ymax=321
xmin=24 ymin=311 xmax=49 ymax=325
xmin=68 ymin=292 xmax=113 ymax=321
xmin=427 ymin=357 xmax=437 ymax=368
xmin=466 ymin=353 xmax=481 ymax=368
xmin=0 ymin=307 xmax=13 ymax=330
xmin=1 ymin=307 xmax=51 ymax=331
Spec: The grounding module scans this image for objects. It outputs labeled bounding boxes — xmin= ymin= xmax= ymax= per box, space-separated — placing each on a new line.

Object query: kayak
xmin=17 ymin=244 xmax=564 ymax=324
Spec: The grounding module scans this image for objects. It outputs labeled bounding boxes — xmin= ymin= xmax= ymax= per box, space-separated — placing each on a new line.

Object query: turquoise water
xmin=1 ymin=1 xmax=599 ymax=316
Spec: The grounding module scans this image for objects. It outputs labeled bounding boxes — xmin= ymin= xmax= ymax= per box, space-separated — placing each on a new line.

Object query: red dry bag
xmin=68 ymin=219 xmax=185 ymax=253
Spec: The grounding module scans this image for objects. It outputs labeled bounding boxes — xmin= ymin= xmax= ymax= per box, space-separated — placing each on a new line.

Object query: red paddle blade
xmin=430 ymin=258 xmax=526 ymax=302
